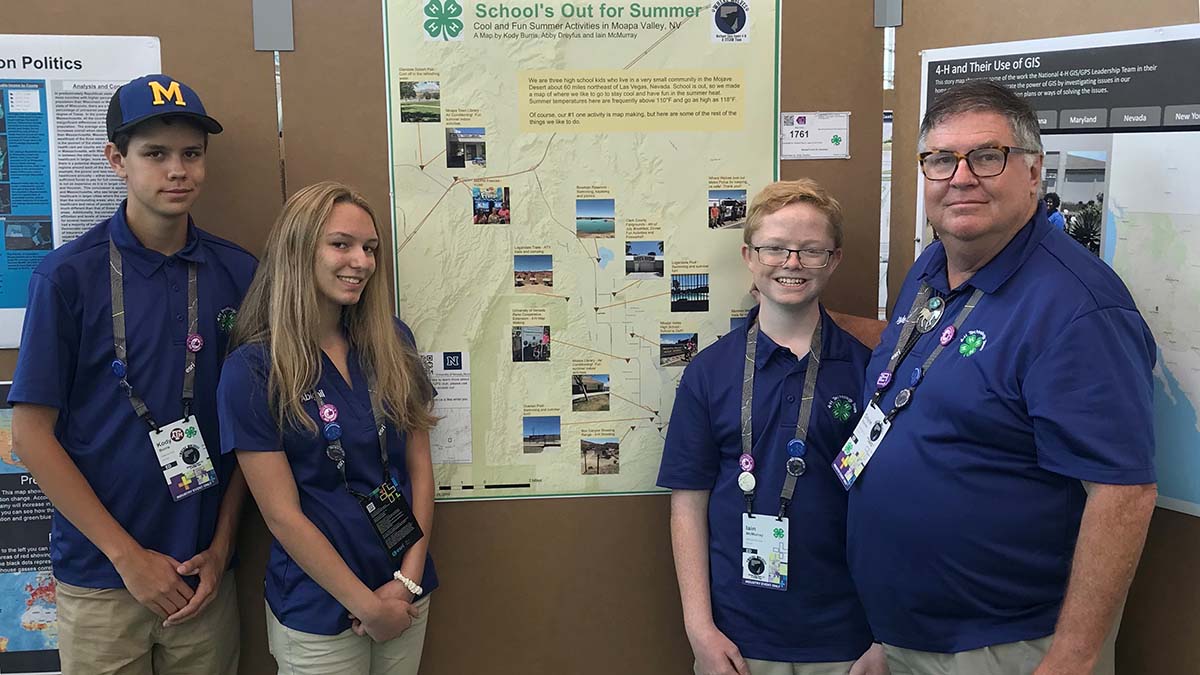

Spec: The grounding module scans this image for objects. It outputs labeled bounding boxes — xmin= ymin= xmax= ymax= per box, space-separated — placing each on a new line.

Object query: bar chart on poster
xmin=920 ymin=24 xmax=1200 ymax=516
xmin=384 ymin=1 xmax=780 ymax=499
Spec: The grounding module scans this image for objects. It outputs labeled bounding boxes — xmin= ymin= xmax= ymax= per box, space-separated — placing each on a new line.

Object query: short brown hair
xmin=744 ymin=178 xmax=843 ymax=248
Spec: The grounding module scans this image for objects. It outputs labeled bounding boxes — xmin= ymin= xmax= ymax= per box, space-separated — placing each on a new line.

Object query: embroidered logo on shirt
xmin=217 ymin=307 xmax=238 ymax=333
xmin=828 ymin=395 xmax=857 ymax=422
xmin=959 ymin=330 xmax=987 ymax=357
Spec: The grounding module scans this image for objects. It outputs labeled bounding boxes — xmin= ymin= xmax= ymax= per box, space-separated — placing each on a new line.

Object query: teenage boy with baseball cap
xmin=9 ymin=74 xmax=255 ymax=674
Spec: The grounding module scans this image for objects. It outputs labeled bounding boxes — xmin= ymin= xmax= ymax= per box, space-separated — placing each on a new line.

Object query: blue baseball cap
xmin=106 ymin=74 xmax=223 ymax=142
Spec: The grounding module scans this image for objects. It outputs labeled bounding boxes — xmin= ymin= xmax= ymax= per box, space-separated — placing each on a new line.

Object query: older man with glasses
xmin=844 ymin=80 xmax=1157 ymax=675
xmin=658 ymin=179 xmax=887 ymax=675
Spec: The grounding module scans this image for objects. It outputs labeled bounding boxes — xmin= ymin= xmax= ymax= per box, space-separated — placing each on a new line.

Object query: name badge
xmin=831 ymin=401 xmax=891 ymax=490
xmin=150 ymin=416 xmax=218 ymax=502
xmin=361 ymin=477 xmax=424 ymax=565
xmin=741 ymin=513 xmax=788 ymax=591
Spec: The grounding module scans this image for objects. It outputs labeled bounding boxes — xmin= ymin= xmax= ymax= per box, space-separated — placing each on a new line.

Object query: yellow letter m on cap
xmin=148 ymin=80 xmax=186 ymax=106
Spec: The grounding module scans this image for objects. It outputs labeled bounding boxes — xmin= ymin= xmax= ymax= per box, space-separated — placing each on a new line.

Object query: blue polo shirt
xmin=218 ymin=326 xmax=439 ymax=636
xmin=8 ymin=202 xmax=257 ymax=588
xmin=847 ymin=206 xmax=1156 ymax=653
xmin=657 ymin=305 xmax=874 ymax=663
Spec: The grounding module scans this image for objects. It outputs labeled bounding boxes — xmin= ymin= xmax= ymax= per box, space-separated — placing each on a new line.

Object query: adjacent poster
xmin=919 ymin=24 xmax=1200 ymax=516
xmin=386 ymin=1 xmax=780 ymax=499
xmin=0 ymin=35 xmax=161 ymax=348
xmin=0 ymin=382 xmax=58 ymax=674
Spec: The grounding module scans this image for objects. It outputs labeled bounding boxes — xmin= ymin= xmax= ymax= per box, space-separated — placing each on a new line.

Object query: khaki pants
xmin=56 ymin=575 xmax=239 ymax=675
xmin=884 ymin=627 xmax=1116 ymax=675
xmin=696 ymin=658 xmax=858 ymax=675
xmin=265 ymin=596 xmax=431 ymax=675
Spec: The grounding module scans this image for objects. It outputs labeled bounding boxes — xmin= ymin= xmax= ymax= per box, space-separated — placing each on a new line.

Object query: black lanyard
xmin=312 ymin=384 xmax=391 ymax=502
xmin=872 ymin=281 xmax=985 ymax=422
xmin=108 ymin=238 xmax=198 ymax=431
xmin=739 ymin=317 xmax=822 ymax=519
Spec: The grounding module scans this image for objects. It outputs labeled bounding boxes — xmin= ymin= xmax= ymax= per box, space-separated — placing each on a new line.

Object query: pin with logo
xmin=876 ymin=371 xmax=893 ymax=390
xmin=939 ymin=325 xmax=957 ymax=346
xmin=959 ymin=330 xmax=987 ymax=357
xmin=185 ymin=333 xmax=204 ymax=353
xmin=786 ymin=456 xmax=807 ymax=477
xmin=217 ymin=307 xmax=238 ymax=333
xmin=111 ymin=359 xmax=127 ymax=378
xmin=909 ymin=367 xmax=923 ymax=387
xmin=827 ymin=396 xmax=857 ymax=423
xmin=323 ymin=422 xmax=342 ymax=441
xmin=893 ymin=388 xmax=913 ymax=410
xmin=738 ymin=453 xmax=755 ymax=472
xmin=787 ymin=439 xmax=807 ymax=457
xmin=319 ymin=404 xmax=339 ymax=423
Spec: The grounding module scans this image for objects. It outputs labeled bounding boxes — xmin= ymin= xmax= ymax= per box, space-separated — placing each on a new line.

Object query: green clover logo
xmin=831 ymin=134 xmax=843 ymax=146
xmin=217 ymin=307 xmax=237 ymax=334
xmin=959 ymin=331 xmax=986 ymax=357
xmin=424 ymin=0 xmax=464 ymax=41
xmin=772 ymin=527 xmax=785 ymax=539
xmin=828 ymin=396 xmax=856 ymax=423
xmin=185 ymin=427 xmax=198 ymax=438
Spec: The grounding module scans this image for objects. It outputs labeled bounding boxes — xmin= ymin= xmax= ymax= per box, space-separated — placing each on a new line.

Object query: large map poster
xmin=385 ymin=1 xmax=779 ymax=499
xmin=920 ymin=24 xmax=1200 ymax=516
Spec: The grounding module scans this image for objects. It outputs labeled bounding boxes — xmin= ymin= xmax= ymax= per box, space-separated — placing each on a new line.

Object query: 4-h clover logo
xmin=959 ymin=330 xmax=987 ymax=357
xmin=185 ymin=427 xmax=198 ymax=439
xmin=772 ymin=527 xmax=785 ymax=539
xmin=828 ymin=395 xmax=857 ymax=423
xmin=216 ymin=307 xmax=237 ymax=334
xmin=831 ymin=134 xmax=843 ymax=146
xmin=424 ymin=0 xmax=464 ymax=41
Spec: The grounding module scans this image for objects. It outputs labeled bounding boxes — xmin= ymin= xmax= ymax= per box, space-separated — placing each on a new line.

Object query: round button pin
xmin=185 ymin=333 xmax=204 ymax=353
xmin=737 ymin=471 xmax=757 ymax=493
xmin=894 ymin=387 xmax=913 ymax=409
xmin=939 ymin=324 xmax=957 ymax=346
xmin=738 ymin=453 xmax=755 ymax=472
xmin=111 ymin=359 xmax=127 ymax=378
xmin=318 ymin=404 xmax=339 ymax=423
xmin=909 ymin=367 xmax=923 ymax=387
xmin=323 ymin=422 xmax=342 ymax=441
xmin=786 ymin=456 xmax=807 ymax=477
xmin=787 ymin=439 xmax=807 ymax=458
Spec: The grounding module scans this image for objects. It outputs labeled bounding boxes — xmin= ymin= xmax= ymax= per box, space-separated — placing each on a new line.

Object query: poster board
xmin=0 ymin=35 xmax=161 ymax=348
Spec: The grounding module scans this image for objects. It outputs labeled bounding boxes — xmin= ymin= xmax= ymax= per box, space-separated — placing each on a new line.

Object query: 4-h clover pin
xmin=828 ymin=395 xmax=856 ymax=423
xmin=217 ymin=307 xmax=237 ymax=334
xmin=424 ymin=0 xmax=464 ymax=41
xmin=185 ymin=427 xmax=198 ymax=438
xmin=831 ymin=134 xmax=843 ymax=146
xmin=959 ymin=330 xmax=987 ymax=357
xmin=772 ymin=527 xmax=785 ymax=539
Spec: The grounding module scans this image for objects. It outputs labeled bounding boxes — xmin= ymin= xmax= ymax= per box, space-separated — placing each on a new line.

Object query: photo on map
xmin=576 ymin=198 xmax=615 ymax=238
xmin=572 ymin=374 xmax=610 ymax=412
xmin=4 ymin=220 xmax=52 ymax=251
xmin=522 ymin=415 xmax=561 ymax=454
xmin=671 ymin=273 xmax=709 ymax=312
xmin=514 ymin=254 xmax=553 ymax=293
xmin=660 ymin=332 xmax=698 ymax=367
xmin=472 ymin=186 xmax=510 ymax=224
xmin=581 ymin=437 xmax=620 ymax=475
xmin=708 ymin=189 xmax=747 ymax=228
xmin=398 ymin=80 xmax=440 ymax=123
xmin=625 ymin=240 xmax=664 ymax=278
xmin=1041 ymin=135 xmax=1111 ymax=258
xmin=446 ymin=127 xmax=485 ymax=168
xmin=512 ymin=325 xmax=551 ymax=362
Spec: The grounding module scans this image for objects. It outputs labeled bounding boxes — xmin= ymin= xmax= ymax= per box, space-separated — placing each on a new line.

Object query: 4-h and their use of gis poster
xmin=386 ymin=1 xmax=779 ymax=499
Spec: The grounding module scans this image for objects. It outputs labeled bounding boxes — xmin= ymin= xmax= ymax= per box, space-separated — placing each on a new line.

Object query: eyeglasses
xmin=918 ymin=145 xmax=1038 ymax=181
xmin=751 ymin=246 xmax=835 ymax=268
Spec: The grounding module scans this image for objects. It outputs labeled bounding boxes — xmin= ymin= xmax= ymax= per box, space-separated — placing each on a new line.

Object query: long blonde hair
xmin=231 ymin=181 xmax=436 ymax=434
